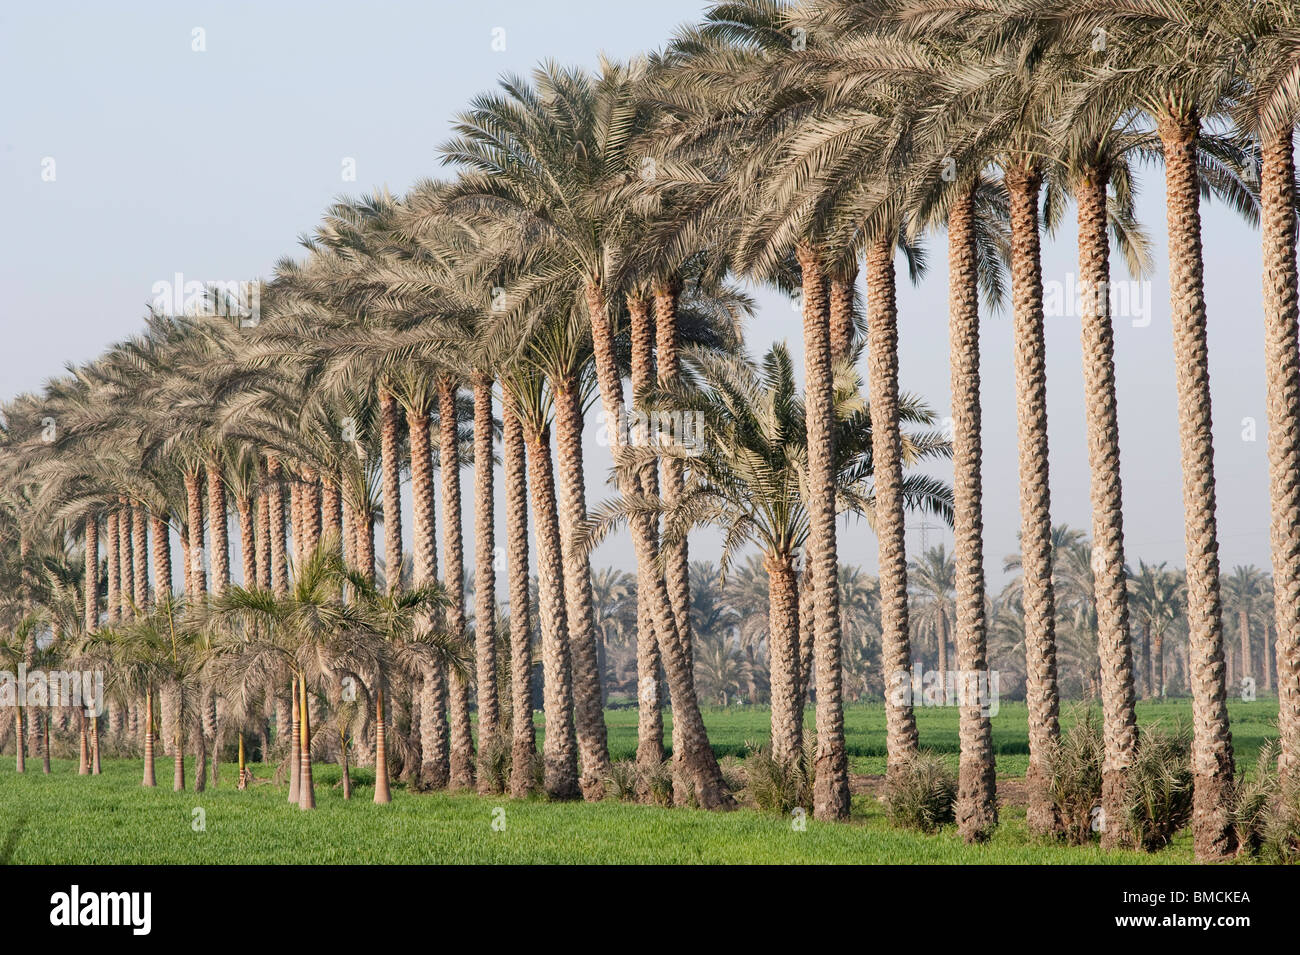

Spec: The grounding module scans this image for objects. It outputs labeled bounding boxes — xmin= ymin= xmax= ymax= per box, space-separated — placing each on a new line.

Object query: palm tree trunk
xmin=300 ymin=469 xmax=322 ymax=557
xmin=1240 ymin=609 xmax=1251 ymax=686
xmin=586 ymin=279 xmax=727 ymax=808
xmin=472 ymin=375 xmax=502 ymax=782
xmin=255 ymin=486 xmax=271 ymax=589
xmin=207 ymin=454 xmax=230 ymax=595
xmin=401 ymin=399 xmax=445 ymax=787
xmin=767 ymin=553 xmax=802 ymax=765
xmin=142 ymin=687 xmax=156 ymax=786
xmin=41 ymin=711 xmax=50 ymax=773
xmin=502 ymin=395 xmax=538 ymax=798
xmin=267 ymin=456 xmax=290 ymax=597
xmin=288 ymin=676 xmax=300 ymax=803
xmin=13 ymin=707 xmax=24 ymax=773
xmin=1077 ymin=165 xmax=1139 ymax=849
xmin=184 ymin=468 xmax=206 ymax=597
xmin=552 ymin=375 xmax=611 ymax=799
xmin=321 ymin=476 xmax=342 ymax=557
xmin=132 ymin=503 xmax=148 ymax=608
xmin=152 ymin=513 xmax=171 ymax=600
xmin=632 ymin=292 xmax=665 ymax=767
xmin=1006 ymin=162 xmax=1062 ymax=837
xmin=374 ymin=687 xmax=391 ymax=804
xmin=84 ymin=515 xmax=99 ymax=632
xmin=237 ymin=497 xmax=256 ymax=590
xmin=298 ymin=674 xmax=315 ymax=809
xmin=795 ymin=568 xmax=815 ymax=713
xmin=653 ymin=280 xmax=696 ymax=798
xmin=91 ymin=715 xmax=101 ymax=774
xmin=118 ymin=498 xmax=134 ymax=618
xmin=78 ymin=710 xmax=89 ymax=775
xmin=380 ymin=388 xmax=404 ymax=591
xmin=1159 ymin=111 xmax=1236 ymax=859
xmin=438 ymin=379 xmax=477 ymax=790
xmin=172 ymin=688 xmax=185 ymax=792
xmin=829 ymin=263 xmax=858 ymax=360
xmin=1262 ymin=125 xmax=1300 ymax=776
xmin=525 ymin=422 xmax=581 ymax=799
xmin=865 ymin=238 xmax=919 ymax=814
xmin=106 ymin=508 xmax=121 ymax=625
xmin=947 ymin=192 xmax=997 ymax=841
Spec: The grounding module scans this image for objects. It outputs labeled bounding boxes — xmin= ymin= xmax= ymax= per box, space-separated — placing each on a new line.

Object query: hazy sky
xmin=0 ymin=1 xmax=1279 ymax=588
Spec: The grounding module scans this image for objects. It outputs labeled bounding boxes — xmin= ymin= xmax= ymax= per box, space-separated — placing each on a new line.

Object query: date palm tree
xmin=441 ymin=62 xmax=728 ymax=806
xmin=586 ymin=342 xmax=952 ymax=766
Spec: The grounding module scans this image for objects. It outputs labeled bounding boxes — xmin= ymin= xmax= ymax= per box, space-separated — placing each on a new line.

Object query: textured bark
xmin=1261 ymin=124 xmax=1300 ymax=778
xmin=653 ymin=280 xmax=695 ymax=797
xmin=237 ymin=497 xmax=256 ymax=591
xmin=947 ymin=192 xmax=998 ymax=841
xmin=553 ymin=376 xmax=611 ymax=798
xmin=438 ymin=380 xmax=476 ymax=790
xmin=267 ymin=457 xmax=289 ymax=597
xmin=321 ymin=477 xmax=342 ymax=558
xmin=864 ymin=237 xmax=917 ymax=795
xmin=118 ymin=498 xmax=134 ymax=619
xmin=13 ymin=708 xmax=24 ymax=773
xmin=341 ymin=495 xmax=356 ymax=569
xmin=151 ymin=515 xmax=172 ymax=604
xmin=299 ymin=469 xmax=321 ymax=558
xmin=829 ymin=263 xmax=858 ymax=361
xmin=472 ymin=376 xmax=501 ymax=783
xmin=255 ymin=487 xmax=271 ymax=590
xmin=1077 ymin=167 xmax=1139 ymax=848
xmin=526 ymin=424 xmax=580 ymax=799
xmin=133 ymin=504 xmax=148 ymax=608
xmin=84 ymin=516 xmax=98 ymax=633
xmin=1006 ymin=163 xmax=1062 ymax=837
xmin=794 ymin=567 xmax=815 ymax=714
xmin=767 ymin=554 xmax=802 ymax=765
xmin=587 ymin=279 xmax=727 ymax=808
xmin=502 ymin=396 xmax=537 ymax=797
xmin=106 ymin=508 xmax=121 ymax=625
xmin=207 ymin=453 xmax=230 ymax=594
xmin=184 ymin=468 xmax=206 ymax=598
xmin=631 ymin=291 xmax=665 ymax=767
xmin=380 ymin=389 xmax=404 ymax=592
xmin=355 ymin=505 xmax=376 ymax=586
xmin=1159 ymin=113 xmax=1236 ymax=859
xmin=408 ymin=402 xmax=449 ymax=789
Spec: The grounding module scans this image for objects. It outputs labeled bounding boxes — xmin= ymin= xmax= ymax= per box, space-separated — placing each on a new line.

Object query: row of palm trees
xmin=3 ymin=0 xmax=1300 ymax=859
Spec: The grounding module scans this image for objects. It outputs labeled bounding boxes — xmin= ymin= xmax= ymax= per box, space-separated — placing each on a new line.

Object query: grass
xmin=0 ymin=699 xmax=1277 ymax=864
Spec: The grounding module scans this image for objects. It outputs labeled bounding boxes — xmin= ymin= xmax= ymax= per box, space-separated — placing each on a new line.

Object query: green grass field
xmin=0 ymin=699 xmax=1277 ymax=864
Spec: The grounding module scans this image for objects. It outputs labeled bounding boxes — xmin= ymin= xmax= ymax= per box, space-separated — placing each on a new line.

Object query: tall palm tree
xmin=442 ymin=62 xmax=727 ymax=806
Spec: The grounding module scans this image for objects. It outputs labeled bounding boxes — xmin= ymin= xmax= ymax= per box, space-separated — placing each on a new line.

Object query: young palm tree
xmin=586 ymin=343 xmax=952 ymax=766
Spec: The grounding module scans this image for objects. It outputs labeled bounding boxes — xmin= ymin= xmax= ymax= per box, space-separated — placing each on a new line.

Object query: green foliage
xmin=1233 ymin=740 xmax=1300 ymax=864
xmin=883 ymin=751 xmax=957 ymax=834
xmin=1044 ymin=708 xmax=1105 ymax=845
xmin=744 ymin=737 xmax=814 ymax=814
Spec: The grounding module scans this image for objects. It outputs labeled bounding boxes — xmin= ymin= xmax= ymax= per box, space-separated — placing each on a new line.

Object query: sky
xmin=0 ymin=1 xmax=1280 ymax=589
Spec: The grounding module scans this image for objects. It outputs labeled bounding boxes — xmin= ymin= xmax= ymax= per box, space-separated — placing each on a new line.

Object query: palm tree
xmin=1048 ymin=0 xmax=1254 ymax=861
xmin=1129 ymin=561 xmax=1186 ymax=700
xmin=1223 ymin=566 xmax=1269 ymax=693
xmin=442 ymin=62 xmax=726 ymax=807
xmin=909 ymin=546 xmax=957 ymax=687
xmin=587 ymin=342 xmax=952 ymax=766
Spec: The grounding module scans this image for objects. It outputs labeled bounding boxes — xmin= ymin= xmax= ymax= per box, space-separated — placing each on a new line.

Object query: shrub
xmin=744 ymin=737 xmax=813 ymax=814
xmin=883 ymin=752 xmax=957 ymax=834
xmin=1120 ymin=723 xmax=1192 ymax=851
xmin=1233 ymin=740 xmax=1300 ymax=864
xmin=1045 ymin=709 xmax=1105 ymax=844
xmin=476 ymin=734 xmax=511 ymax=794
